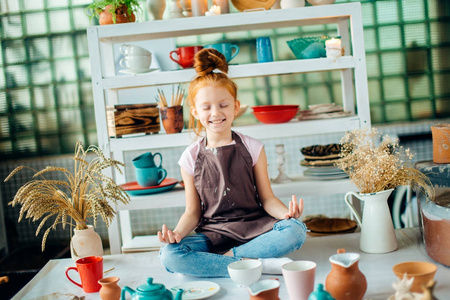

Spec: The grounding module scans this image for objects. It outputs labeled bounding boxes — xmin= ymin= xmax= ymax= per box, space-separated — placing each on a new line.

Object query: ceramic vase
xmin=99 ymin=5 xmax=136 ymax=25
xmin=431 ymin=123 xmax=450 ymax=164
xmin=325 ymin=250 xmax=367 ymax=300
xmin=70 ymin=225 xmax=104 ymax=260
xmin=160 ymin=106 xmax=184 ymax=134
xmin=99 ymin=277 xmax=121 ymax=300
xmin=345 ymin=189 xmax=398 ymax=253
xmin=146 ymin=0 xmax=166 ymax=20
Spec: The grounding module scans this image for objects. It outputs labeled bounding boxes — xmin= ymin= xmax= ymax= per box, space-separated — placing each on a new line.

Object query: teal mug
xmin=132 ymin=152 xmax=162 ymax=168
xmin=204 ymin=43 xmax=240 ymax=63
xmin=135 ymin=167 xmax=167 ymax=187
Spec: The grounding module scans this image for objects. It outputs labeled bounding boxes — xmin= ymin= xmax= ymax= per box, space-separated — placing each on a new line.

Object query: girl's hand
xmin=284 ymin=195 xmax=304 ymax=219
xmin=157 ymin=224 xmax=182 ymax=244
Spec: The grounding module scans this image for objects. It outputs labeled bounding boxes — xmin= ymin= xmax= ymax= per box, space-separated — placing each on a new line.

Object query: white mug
xmin=120 ymin=54 xmax=152 ymax=70
xmin=120 ymin=44 xmax=151 ymax=56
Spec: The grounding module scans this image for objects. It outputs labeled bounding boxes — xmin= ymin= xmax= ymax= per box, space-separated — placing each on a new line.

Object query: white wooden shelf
xmin=117 ymin=176 xmax=357 ymax=211
xmin=87 ymin=2 xmax=371 ymax=254
xmin=110 ymin=116 xmax=362 ymax=152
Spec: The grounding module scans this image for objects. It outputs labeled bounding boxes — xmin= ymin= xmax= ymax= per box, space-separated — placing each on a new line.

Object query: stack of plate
xmin=300 ymin=143 xmax=348 ymax=180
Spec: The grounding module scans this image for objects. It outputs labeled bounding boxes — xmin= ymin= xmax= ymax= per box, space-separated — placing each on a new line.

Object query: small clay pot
xmin=392 ymin=261 xmax=437 ymax=293
xmin=99 ymin=5 xmax=136 ymax=25
xmin=160 ymin=106 xmax=184 ymax=134
xmin=431 ymin=123 xmax=450 ymax=164
xmin=99 ymin=276 xmax=121 ymax=300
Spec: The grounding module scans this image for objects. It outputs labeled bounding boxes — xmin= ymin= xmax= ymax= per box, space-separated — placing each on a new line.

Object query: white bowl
xmin=306 ymin=0 xmax=336 ymax=5
xmin=227 ymin=260 xmax=262 ymax=287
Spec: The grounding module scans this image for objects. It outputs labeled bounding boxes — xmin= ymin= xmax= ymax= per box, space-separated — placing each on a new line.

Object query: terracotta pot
xmin=325 ymin=249 xmax=367 ymax=300
xmin=99 ymin=276 xmax=121 ymax=300
xmin=431 ymin=123 xmax=450 ymax=164
xmin=160 ymin=106 xmax=184 ymax=134
xmin=392 ymin=261 xmax=437 ymax=293
xmin=70 ymin=225 xmax=104 ymax=260
xmin=99 ymin=5 xmax=136 ymax=25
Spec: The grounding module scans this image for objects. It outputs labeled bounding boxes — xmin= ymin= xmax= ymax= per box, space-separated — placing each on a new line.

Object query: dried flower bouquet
xmin=5 ymin=142 xmax=130 ymax=251
xmin=335 ymin=127 xmax=434 ymax=199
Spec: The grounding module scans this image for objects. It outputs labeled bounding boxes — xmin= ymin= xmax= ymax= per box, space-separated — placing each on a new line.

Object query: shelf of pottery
xmin=87 ymin=2 xmax=370 ymax=253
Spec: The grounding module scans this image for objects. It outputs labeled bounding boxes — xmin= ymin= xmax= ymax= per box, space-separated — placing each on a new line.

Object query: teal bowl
xmin=287 ymin=36 xmax=337 ymax=59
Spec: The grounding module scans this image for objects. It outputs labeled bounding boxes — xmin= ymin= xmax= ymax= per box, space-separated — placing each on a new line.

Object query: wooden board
xmin=107 ymin=105 xmax=160 ymax=138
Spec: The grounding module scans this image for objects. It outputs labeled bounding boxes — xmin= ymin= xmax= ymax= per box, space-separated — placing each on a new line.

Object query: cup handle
xmin=153 ymin=152 xmax=163 ymax=168
xmin=119 ymin=58 xmax=127 ymax=69
xmin=119 ymin=44 xmax=128 ymax=56
xmin=158 ymin=168 xmax=167 ymax=185
xmin=230 ymin=45 xmax=240 ymax=61
xmin=65 ymin=267 xmax=82 ymax=288
xmin=169 ymin=50 xmax=180 ymax=64
xmin=344 ymin=192 xmax=363 ymax=227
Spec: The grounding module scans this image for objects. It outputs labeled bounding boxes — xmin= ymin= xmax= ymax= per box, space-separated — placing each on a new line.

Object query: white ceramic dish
xmin=228 ymin=260 xmax=262 ymax=287
xmin=171 ymin=281 xmax=220 ymax=300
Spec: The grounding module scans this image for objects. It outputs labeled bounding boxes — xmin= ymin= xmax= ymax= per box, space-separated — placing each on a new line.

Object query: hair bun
xmin=194 ymin=48 xmax=228 ymax=76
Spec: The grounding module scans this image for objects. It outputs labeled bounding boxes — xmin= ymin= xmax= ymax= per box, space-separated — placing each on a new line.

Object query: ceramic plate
xmin=303 ymin=172 xmax=349 ymax=180
xmin=120 ymin=178 xmax=178 ymax=196
xmin=304 ymin=218 xmax=357 ymax=234
xmin=119 ymin=68 xmax=159 ymax=74
xmin=171 ymin=281 xmax=220 ymax=300
xmin=303 ymin=169 xmax=346 ymax=176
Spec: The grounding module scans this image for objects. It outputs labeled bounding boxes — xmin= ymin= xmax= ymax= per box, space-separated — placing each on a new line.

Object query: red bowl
xmin=252 ymin=105 xmax=299 ymax=112
xmin=252 ymin=108 xmax=299 ymax=124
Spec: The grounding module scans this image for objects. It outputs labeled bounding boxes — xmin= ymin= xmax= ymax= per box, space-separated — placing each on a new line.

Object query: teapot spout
xmin=174 ymin=288 xmax=184 ymax=300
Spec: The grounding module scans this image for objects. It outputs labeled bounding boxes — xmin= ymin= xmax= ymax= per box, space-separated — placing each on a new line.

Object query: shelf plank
xmin=117 ymin=177 xmax=356 ymax=211
xmin=93 ymin=3 xmax=361 ymax=43
xmin=103 ymin=57 xmax=356 ymax=89
xmin=110 ymin=116 xmax=360 ymax=152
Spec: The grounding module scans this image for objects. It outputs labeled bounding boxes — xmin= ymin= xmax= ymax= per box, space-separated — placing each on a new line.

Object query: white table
xmin=13 ymin=228 xmax=450 ymax=300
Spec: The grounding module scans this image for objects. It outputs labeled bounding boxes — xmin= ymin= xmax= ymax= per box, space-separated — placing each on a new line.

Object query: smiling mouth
xmin=210 ymin=119 xmax=225 ymax=124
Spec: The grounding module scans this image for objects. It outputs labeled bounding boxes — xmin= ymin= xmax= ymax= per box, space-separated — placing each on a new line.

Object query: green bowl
xmin=287 ymin=36 xmax=337 ymax=59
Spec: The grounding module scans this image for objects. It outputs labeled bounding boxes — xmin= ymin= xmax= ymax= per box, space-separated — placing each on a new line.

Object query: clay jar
xmin=431 ymin=123 xmax=450 ymax=163
xmin=160 ymin=106 xmax=184 ymax=134
xmin=325 ymin=249 xmax=367 ymax=300
xmin=99 ymin=276 xmax=121 ymax=300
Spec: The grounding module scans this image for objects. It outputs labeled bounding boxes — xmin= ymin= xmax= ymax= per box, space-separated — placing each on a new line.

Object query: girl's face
xmin=191 ymin=85 xmax=240 ymax=135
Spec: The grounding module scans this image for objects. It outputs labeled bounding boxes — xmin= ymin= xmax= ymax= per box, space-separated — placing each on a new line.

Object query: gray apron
xmin=194 ymin=132 xmax=278 ymax=253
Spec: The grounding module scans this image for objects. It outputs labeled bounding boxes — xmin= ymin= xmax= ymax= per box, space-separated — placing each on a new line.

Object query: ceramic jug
xmin=325 ymin=249 xmax=367 ymax=300
xmin=248 ymin=279 xmax=280 ymax=300
xmin=121 ymin=277 xmax=183 ymax=300
xmin=132 ymin=152 xmax=163 ymax=168
xmin=345 ymin=189 xmax=398 ymax=253
xmin=99 ymin=277 xmax=121 ymax=300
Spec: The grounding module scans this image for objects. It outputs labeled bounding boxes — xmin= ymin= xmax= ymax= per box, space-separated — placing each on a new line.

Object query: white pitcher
xmin=345 ymin=189 xmax=398 ymax=253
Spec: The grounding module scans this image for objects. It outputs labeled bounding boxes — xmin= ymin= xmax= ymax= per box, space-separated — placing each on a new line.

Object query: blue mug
xmin=132 ymin=152 xmax=162 ymax=168
xmin=135 ymin=166 xmax=167 ymax=187
xmin=256 ymin=37 xmax=273 ymax=63
xmin=204 ymin=43 xmax=240 ymax=63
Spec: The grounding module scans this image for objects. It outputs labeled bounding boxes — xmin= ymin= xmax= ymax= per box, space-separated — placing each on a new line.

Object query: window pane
xmin=25 ymin=12 xmax=48 ymax=35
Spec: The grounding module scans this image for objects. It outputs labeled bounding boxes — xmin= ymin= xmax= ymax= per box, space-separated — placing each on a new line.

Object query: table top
xmin=13 ymin=227 xmax=450 ymax=300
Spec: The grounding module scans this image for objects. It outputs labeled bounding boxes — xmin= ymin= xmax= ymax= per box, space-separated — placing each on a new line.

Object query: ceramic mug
xmin=204 ymin=43 xmax=240 ymax=63
xmin=66 ymin=256 xmax=103 ymax=293
xmin=120 ymin=44 xmax=151 ymax=56
xmin=169 ymin=46 xmax=203 ymax=69
xmin=132 ymin=152 xmax=163 ymax=168
xmin=256 ymin=37 xmax=273 ymax=63
xmin=135 ymin=166 xmax=167 ymax=187
xmin=282 ymin=260 xmax=316 ymax=300
xmin=119 ymin=54 xmax=152 ymax=70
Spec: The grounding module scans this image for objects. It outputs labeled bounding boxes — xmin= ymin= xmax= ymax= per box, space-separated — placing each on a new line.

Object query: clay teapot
xmin=248 ymin=279 xmax=280 ymax=300
xmin=325 ymin=249 xmax=367 ymax=300
xmin=121 ymin=277 xmax=183 ymax=300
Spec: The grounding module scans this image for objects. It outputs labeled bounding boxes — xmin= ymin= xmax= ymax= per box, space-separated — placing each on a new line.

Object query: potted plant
xmin=85 ymin=0 xmax=141 ymax=25
xmin=4 ymin=142 xmax=130 ymax=259
xmin=335 ymin=127 xmax=434 ymax=253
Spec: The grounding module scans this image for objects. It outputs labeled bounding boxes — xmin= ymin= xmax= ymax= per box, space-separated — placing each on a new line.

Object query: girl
xmin=158 ymin=48 xmax=307 ymax=277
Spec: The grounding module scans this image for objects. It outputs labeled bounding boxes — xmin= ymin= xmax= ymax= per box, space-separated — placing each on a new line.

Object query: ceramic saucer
xmin=120 ymin=178 xmax=178 ymax=195
xmin=119 ymin=68 xmax=159 ymax=75
xmin=170 ymin=281 xmax=220 ymax=300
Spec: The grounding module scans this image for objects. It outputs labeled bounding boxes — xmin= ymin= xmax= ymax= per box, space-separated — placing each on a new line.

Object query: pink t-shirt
xmin=178 ymin=131 xmax=264 ymax=176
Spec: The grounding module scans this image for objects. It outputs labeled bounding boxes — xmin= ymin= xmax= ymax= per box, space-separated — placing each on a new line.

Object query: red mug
xmin=66 ymin=256 xmax=103 ymax=293
xmin=170 ymin=46 xmax=203 ymax=69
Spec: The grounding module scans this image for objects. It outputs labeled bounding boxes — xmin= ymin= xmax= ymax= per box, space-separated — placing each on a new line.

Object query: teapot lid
xmin=137 ymin=278 xmax=166 ymax=294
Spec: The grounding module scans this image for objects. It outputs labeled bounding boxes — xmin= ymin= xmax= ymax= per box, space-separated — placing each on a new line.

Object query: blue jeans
xmin=159 ymin=218 xmax=307 ymax=277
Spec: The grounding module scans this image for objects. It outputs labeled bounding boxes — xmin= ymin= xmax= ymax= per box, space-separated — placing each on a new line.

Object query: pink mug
xmin=66 ymin=256 xmax=103 ymax=293
xmin=170 ymin=46 xmax=203 ymax=69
